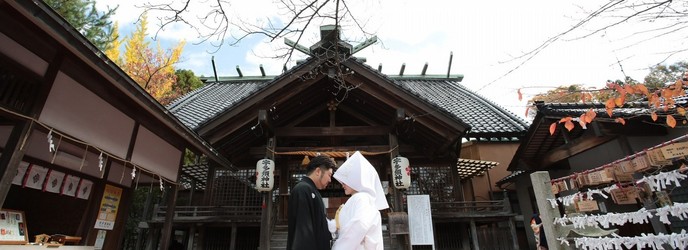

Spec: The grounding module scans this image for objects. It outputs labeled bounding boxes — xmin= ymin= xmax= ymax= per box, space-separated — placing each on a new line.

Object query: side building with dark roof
xmin=502 ymin=98 xmax=688 ymax=249
xmin=164 ymin=25 xmax=530 ymax=250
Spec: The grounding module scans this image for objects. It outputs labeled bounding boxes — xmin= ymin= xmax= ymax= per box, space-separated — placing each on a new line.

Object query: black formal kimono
xmin=287 ymin=177 xmax=332 ymax=250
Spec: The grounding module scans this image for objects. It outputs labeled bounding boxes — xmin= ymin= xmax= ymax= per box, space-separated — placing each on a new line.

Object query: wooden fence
xmin=151 ymin=205 xmax=262 ymax=222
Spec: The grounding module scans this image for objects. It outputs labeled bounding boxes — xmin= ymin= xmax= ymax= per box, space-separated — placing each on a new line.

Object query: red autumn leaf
xmin=605 ymin=98 xmax=615 ymax=109
xmin=678 ymin=107 xmax=686 ymax=116
xmin=586 ymin=109 xmax=596 ymax=122
xmin=624 ymin=84 xmax=635 ymax=95
xmin=614 ymin=96 xmax=625 ymax=107
xmin=564 ymin=120 xmax=575 ymax=131
xmin=549 ymin=122 xmax=557 ymax=135
xmin=636 ymin=84 xmax=649 ymax=96
xmin=651 ymin=111 xmax=658 ymax=121
xmin=615 ymin=117 xmax=626 ymax=125
xmin=579 ymin=114 xmax=587 ymax=128
xmin=667 ymin=115 xmax=677 ymax=128
xmin=606 ymin=108 xmax=613 ymax=118
xmin=517 ymin=88 xmax=523 ymax=101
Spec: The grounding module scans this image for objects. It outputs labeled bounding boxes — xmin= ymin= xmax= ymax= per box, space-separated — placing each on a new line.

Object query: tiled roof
xmin=167 ymin=59 xmax=529 ymax=140
xmin=392 ymin=79 xmax=528 ymax=139
xmin=537 ymin=95 xmax=688 ymax=117
xmin=167 ymin=81 xmax=270 ymax=129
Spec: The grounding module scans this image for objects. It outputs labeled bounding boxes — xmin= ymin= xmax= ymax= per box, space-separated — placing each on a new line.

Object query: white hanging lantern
xmin=256 ymin=159 xmax=275 ymax=192
xmin=391 ymin=156 xmax=411 ymax=189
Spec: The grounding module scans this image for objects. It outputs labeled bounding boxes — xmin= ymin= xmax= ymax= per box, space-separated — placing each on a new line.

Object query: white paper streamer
xmin=547 ymin=170 xmax=687 ymax=209
xmin=561 ymin=230 xmax=688 ymax=250
xmin=554 ymin=202 xmax=688 ymax=229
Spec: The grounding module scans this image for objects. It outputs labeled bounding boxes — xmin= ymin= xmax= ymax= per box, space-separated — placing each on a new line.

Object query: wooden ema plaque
xmin=632 ymin=155 xmax=653 ymax=172
xmin=613 ymin=165 xmax=634 ymax=183
xmin=610 ymin=187 xmax=639 ymax=205
xmin=660 ymin=142 xmax=688 ymax=159
xmin=647 ymin=149 xmax=672 ymax=166
xmin=575 ymin=199 xmax=599 ymax=212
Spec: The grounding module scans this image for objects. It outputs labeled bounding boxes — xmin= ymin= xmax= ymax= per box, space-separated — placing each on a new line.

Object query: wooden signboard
xmin=0 ymin=209 xmax=28 ymax=245
xmin=407 ymin=195 xmax=435 ymax=249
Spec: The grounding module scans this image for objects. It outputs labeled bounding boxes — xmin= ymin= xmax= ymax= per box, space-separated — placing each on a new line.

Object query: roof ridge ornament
xmin=284 ymin=25 xmax=377 ymax=57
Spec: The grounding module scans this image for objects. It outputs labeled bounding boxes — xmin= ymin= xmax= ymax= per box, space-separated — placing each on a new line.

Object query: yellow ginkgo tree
xmin=107 ymin=13 xmax=185 ymax=105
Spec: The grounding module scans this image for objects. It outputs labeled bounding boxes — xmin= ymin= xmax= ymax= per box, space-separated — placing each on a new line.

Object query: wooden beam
xmin=200 ymin=69 xmax=325 ymax=140
xmin=538 ymin=135 xmax=616 ymax=168
xmin=248 ymin=145 xmax=416 ymax=156
xmin=284 ymin=104 xmax=327 ymax=127
xmin=275 ymin=126 xmax=389 ymax=137
xmin=337 ymin=104 xmax=381 ymax=126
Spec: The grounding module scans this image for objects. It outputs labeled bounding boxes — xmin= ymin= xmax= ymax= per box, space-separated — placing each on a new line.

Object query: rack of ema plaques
xmin=531 ymin=134 xmax=688 ymax=250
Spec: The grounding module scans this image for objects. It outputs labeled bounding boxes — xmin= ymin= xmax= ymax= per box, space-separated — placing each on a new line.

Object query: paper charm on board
xmin=77 ymin=179 xmax=93 ymax=200
xmin=23 ymin=164 xmax=48 ymax=190
xmin=61 ymin=175 xmax=81 ymax=197
xmin=12 ymin=162 xmax=30 ymax=186
xmin=43 ymin=170 xmax=65 ymax=193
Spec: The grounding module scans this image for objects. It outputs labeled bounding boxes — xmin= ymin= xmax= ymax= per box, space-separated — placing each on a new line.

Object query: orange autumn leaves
xmin=534 ymin=80 xmax=687 ymax=136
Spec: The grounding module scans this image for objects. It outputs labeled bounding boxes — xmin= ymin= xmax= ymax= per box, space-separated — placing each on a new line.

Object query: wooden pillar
xmin=503 ymin=191 xmax=520 ymax=250
xmin=451 ymin=146 xmax=463 ymax=201
xmin=279 ymin=161 xmax=289 ymax=223
xmin=258 ymin=137 xmax=275 ymax=250
xmin=135 ymin=186 xmax=155 ymax=250
xmin=145 ymin=226 xmax=160 ymax=250
xmin=160 ymin=184 xmax=179 ymax=250
xmin=388 ymin=133 xmax=410 ymax=250
xmin=204 ymin=163 xmax=216 ymax=205
xmin=0 ymin=121 xmax=31 ymax=207
xmin=469 ymin=220 xmax=480 ymax=250
xmin=229 ymin=224 xmax=238 ymax=250
xmin=530 ymin=171 xmax=570 ymax=250
xmin=196 ymin=225 xmax=205 ymax=250
xmin=186 ymin=225 xmax=196 ymax=250
xmin=461 ymin=223 xmax=470 ymax=250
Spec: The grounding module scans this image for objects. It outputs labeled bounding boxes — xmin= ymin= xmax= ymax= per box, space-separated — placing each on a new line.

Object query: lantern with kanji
xmin=256 ymin=159 xmax=275 ymax=192
xmin=391 ymin=156 xmax=411 ymax=189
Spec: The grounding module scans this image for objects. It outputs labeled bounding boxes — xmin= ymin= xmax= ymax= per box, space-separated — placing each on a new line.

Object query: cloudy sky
xmin=96 ymin=0 xmax=687 ymax=119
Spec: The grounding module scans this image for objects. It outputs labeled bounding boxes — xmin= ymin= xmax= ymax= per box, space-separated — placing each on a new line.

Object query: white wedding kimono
xmin=331 ymin=151 xmax=389 ymax=250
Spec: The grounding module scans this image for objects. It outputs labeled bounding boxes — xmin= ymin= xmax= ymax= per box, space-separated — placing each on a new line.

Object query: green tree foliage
xmin=44 ymin=0 xmax=117 ymax=51
xmin=159 ymin=69 xmax=204 ymax=105
xmin=644 ymin=61 xmax=688 ymax=90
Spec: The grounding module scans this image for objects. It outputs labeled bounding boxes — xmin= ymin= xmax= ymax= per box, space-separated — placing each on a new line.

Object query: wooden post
xmin=461 ymin=223 xmax=470 ymax=250
xmin=186 ymin=225 xmax=196 ymax=250
xmin=503 ymin=191 xmax=520 ymax=250
xmin=160 ymin=184 xmax=179 ymax=250
xmin=388 ymin=133 xmax=409 ymax=250
xmin=469 ymin=219 xmax=480 ymax=250
xmin=230 ymin=224 xmax=238 ymax=250
xmin=530 ymin=171 xmax=569 ymax=250
xmin=258 ymin=137 xmax=275 ymax=250
xmin=0 ymin=121 xmax=31 ymax=207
